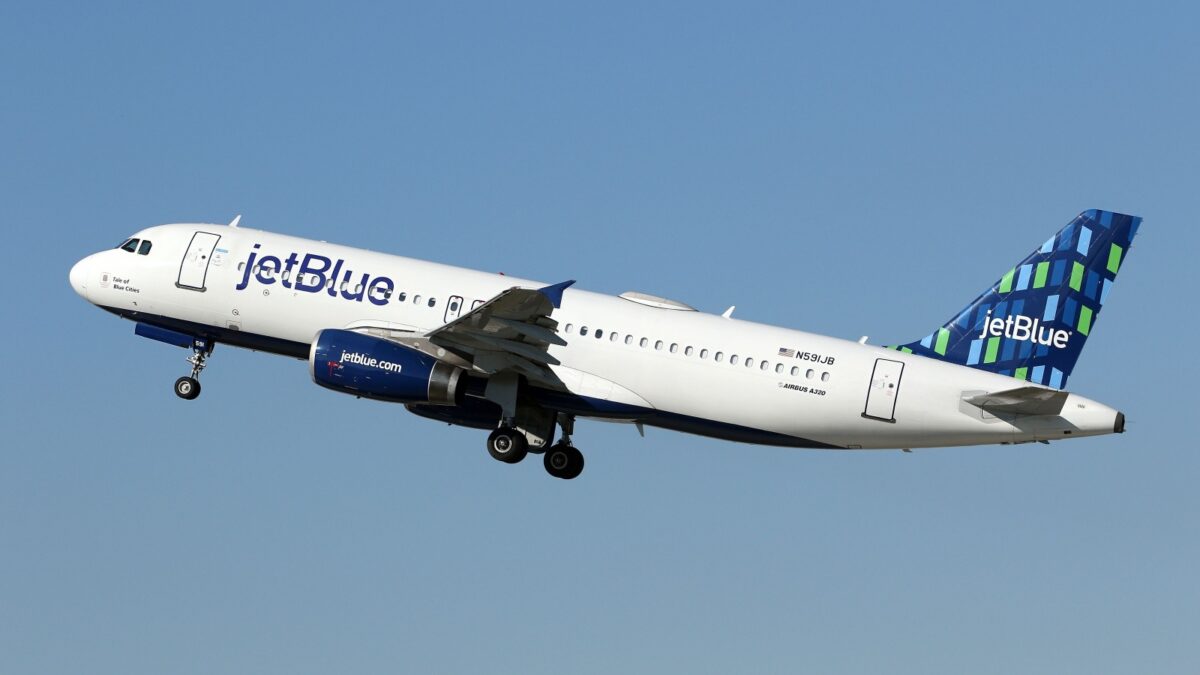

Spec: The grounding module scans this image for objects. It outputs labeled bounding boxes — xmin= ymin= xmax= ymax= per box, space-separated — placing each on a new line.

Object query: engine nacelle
xmin=310 ymin=329 xmax=463 ymax=405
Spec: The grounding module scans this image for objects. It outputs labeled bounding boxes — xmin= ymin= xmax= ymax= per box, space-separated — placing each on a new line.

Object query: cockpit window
xmin=138 ymin=240 xmax=152 ymax=255
xmin=118 ymin=238 xmax=139 ymax=252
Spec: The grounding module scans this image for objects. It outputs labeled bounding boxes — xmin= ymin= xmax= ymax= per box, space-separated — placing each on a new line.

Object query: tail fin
xmin=896 ymin=209 xmax=1141 ymax=389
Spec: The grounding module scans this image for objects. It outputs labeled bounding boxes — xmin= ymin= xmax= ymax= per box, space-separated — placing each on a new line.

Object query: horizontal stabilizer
xmin=965 ymin=386 xmax=1069 ymax=416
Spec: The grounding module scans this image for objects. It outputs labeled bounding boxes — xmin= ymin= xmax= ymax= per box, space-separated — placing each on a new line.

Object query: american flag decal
xmin=778 ymin=347 xmax=795 ymax=358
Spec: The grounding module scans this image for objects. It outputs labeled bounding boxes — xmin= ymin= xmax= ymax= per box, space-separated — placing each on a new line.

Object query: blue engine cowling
xmin=309 ymin=329 xmax=464 ymax=405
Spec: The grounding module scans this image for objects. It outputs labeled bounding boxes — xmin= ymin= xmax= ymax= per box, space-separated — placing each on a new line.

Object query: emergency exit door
xmin=863 ymin=358 xmax=904 ymax=423
xmin=444 ymin=295 xmax=465 ymax=323
xmin=177 ymin=231 xmax=221 ymax=291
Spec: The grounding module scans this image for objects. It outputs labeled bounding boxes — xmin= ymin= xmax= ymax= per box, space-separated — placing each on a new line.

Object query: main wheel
xmin=487 ymin=427 xmax=529 ymax=464
xmin=174 ymin=376 xmax=201 ymax=400
xmin=544 ymin=443 xmax=584 ymax=480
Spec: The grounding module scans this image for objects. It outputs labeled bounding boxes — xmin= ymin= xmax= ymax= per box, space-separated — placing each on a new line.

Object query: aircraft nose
xmin=69 ymin=256 xmax=90 ymax=300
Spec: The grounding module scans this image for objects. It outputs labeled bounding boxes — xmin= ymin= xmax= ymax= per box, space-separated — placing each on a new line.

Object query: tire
xmin=174 ymin=376 xmax=201 ymax=400
xmin=562 ymin=446 xmax=585 ymax=480
xmin=487 ymin=427 xmax=528 ymax=464
xmin=544 ymin=443 xmax=584 ymax=479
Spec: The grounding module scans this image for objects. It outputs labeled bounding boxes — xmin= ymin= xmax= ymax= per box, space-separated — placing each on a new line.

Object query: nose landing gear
xmin=174 ymin=340 xmax=213 ymax=400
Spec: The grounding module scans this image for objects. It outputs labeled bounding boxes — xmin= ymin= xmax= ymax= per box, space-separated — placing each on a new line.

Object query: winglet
xmin=538 ymin=280 xmax=576 ymax=308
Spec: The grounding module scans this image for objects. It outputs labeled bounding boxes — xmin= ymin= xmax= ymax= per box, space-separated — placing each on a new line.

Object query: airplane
xmin=69 ymin=209 xmax=1140 ymax=479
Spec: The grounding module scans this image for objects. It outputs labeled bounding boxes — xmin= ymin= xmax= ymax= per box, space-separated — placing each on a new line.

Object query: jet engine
xmin=309 ymin=329 xmax=464 ymax=405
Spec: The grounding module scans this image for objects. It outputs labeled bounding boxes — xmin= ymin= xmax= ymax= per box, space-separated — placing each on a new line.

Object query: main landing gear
xmin=174 ymin=340 xmax=213 ymax=401
xmin=486 ymin=427 xmax=529 ymax=464
xmin=543 ymin=442 xmax=584 ymax=481
xmin=544 ymin=413 xmax=584 ymax=480
xmin=486 ymin=413 xmax=585 ymax=480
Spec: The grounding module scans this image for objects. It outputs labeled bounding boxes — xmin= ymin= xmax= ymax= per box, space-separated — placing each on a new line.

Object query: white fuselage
xmin=69 ymin=223 xmax=1122 ymax=449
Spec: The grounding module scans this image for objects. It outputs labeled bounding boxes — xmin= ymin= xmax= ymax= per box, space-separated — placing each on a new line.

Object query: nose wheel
xmin=174 ymin=376 xmax=201 ymax=400
xmin=174 ymin=340 xmax=213 ymax=400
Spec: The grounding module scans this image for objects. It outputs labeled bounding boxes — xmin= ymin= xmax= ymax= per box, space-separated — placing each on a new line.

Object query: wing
xmin=425 ymin=280 xmax=575 ymax=384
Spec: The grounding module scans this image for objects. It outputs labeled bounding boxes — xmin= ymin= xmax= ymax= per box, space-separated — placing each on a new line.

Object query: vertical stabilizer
xmin=896 ymin=210 xmax=1141 ymax=389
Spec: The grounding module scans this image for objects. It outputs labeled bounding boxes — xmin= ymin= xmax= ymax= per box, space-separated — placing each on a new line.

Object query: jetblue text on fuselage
xmin=235 ymin=244 xmax=395 ymax=306
xmin=977 ymin=310 xmax=1071 ymax=348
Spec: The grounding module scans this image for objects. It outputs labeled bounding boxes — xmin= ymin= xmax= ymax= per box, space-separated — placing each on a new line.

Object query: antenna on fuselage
xmin=228 ymin=214 xmax=242 ymax=228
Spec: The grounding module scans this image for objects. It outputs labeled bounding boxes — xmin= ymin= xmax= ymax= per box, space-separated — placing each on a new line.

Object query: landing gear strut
xmin=174 ymin=340 xmax=213 ymax=400
xmin=544 ymin=413 xmax=584 ymax=480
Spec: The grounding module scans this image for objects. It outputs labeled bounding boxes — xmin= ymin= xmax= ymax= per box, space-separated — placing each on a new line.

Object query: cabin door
xmin=863 ymin=358 xmax=904 ymax=423
xmin=177 ymin=231 xmax=222 ymax=291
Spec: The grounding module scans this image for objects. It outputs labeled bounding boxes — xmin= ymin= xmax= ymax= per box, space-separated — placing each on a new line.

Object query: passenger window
xmin=595 ymin=329 xmax=603 ymax=339
xmin=397 ymin=292 xmax=407 ymax=302
xmin=821 ymin=372 xmax=831 ymax=382
xmin=731 ymin=355 xmax=739 ymax=365
xmin=414 ymin=295 xmax=422 ymax=304
xmin=791 ymin=366 xmax=799 ymax=376
xmin=761 ymin=360 xmax=769 ymax=371
xmin=775 ymin=363 xmax=783 ymax=373
xmin=654 ymin=340 xmax=663 ymax=350
xmin=806 ymin=369 xmax=815 ymax=379
xmin=640 ymin=338 xmax=648 ymax=348
xmin=120 ymin=238 xmax=139 ymax=253
xmin=581 ymin=326 xmax=589 ymax=336
xmin=450 ymin=300 xmax=460 ymax=312
xmin=669 ymin=343 xmax=678 ymax=353
xmin=700 ymin=349 xmax=709 ymax=359
xmin=625 ymin=335 xmax=633 ymax=345
xmin=238 ymin=262 xmax=245 ymax=271
xmin=565 ymin=324 xmax=574 ymax=333
xmin=138 ymin=240 xmax=152 ymax=255
xmin=610 ymin=332 xmax=618 ymax=342
xmin=684 ymin=346 xmax=693 ymax=356
xmin=428 ymin=298 xmax=436 ymax=307
xmin=715 ymin=352 xmax=724 ymax=362
xmin=746 ymin=359 xmax=754 ymax=368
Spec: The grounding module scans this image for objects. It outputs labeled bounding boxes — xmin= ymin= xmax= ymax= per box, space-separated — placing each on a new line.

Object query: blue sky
xmin=2 ymin=2 xmax=1196 ymax=673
